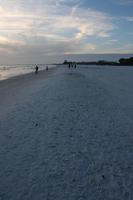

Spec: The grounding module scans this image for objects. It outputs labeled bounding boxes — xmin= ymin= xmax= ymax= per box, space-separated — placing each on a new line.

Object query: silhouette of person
xmin=75 ymin=64 xmax=77 ymax=68
xmin=35 ymin=65 xmax=39 ymax=74
xmin=68 ymin=63 xmax=70 ymax=69
xmin=46 ymin=66 xmax=48 ymax=71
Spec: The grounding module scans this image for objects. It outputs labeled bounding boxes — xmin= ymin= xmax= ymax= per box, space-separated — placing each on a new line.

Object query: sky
xmin=0 ymin=0 xmax=133 ymax=63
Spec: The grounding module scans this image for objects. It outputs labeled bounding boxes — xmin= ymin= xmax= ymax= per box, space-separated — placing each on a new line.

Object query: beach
xmin=0 ymin=64 xmax=56 ymax=81
xmin=0 ymin=65 xmax=133 ymax=199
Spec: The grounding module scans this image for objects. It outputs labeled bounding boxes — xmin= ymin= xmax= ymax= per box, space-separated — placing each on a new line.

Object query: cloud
xmin=0 ymin=0 xmax=116 ymax=61
xmin=115 ymin=16 xmax=133 ymax=22
xmin=125 ymin=17 xmax=133 ymax=22
xmin=119 ymin=0 xmax=133 ymax=5
xmin=104 ymin=43 xmax=133 ymax=53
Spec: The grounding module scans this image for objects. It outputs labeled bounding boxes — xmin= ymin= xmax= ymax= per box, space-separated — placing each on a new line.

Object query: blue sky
xmin=0 ymin=0 xmax=133 ymax=63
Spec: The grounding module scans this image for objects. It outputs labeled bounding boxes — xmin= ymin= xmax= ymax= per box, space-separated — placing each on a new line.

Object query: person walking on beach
xmin=35 ymin=65 xmax=39 ymax=74
xmin=46 ymin=66 xmax=48 ymax=71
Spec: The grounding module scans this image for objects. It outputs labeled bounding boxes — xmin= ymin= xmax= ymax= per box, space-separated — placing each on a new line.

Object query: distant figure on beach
xmin=68 ymin=63 xmax=70 ymax=69
xmin=75 ymin=64 xmax=77 ymax=68
xmin=46 ymin=66 xmax=48 ymax=71
xmin=35 ymin=65 xmax=39 ymax=74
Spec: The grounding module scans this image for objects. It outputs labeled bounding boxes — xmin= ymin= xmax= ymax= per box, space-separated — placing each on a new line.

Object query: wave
xmin=0 ymin=64 xmax=56 ymax=81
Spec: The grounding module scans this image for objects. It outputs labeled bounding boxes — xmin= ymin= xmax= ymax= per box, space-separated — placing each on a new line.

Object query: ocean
xmin=0 ymin=53 xmax=133 ymax=81
xmin=0 ymin=64 xmax=56 ymax=81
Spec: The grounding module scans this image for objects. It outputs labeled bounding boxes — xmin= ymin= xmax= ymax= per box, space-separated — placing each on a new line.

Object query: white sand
xmin=0 ymin=65 xmax=133 ymax=200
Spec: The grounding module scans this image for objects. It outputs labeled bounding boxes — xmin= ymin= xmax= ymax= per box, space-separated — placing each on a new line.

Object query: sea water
xmin=0 ymin=64 xmax=56 ymax=81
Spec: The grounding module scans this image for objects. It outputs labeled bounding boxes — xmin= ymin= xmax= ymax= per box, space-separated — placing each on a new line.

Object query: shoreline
xmin=0 ymin=65 xmax=59 ymax=116
xmin=0 ymin=65 xmax=58 ymax=84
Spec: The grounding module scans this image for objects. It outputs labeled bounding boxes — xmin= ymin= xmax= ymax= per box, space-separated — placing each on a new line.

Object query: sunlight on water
xmin=0 ymin=64 xmax=56 ymax=81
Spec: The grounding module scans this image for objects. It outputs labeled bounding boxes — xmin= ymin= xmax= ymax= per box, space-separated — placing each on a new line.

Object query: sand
xmin=0 ymin=65 xmax=133 ymax=200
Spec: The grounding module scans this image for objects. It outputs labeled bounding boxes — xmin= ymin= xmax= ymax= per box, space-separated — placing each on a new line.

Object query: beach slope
xmin=0 ymin=66 xmax=133 ymax=200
